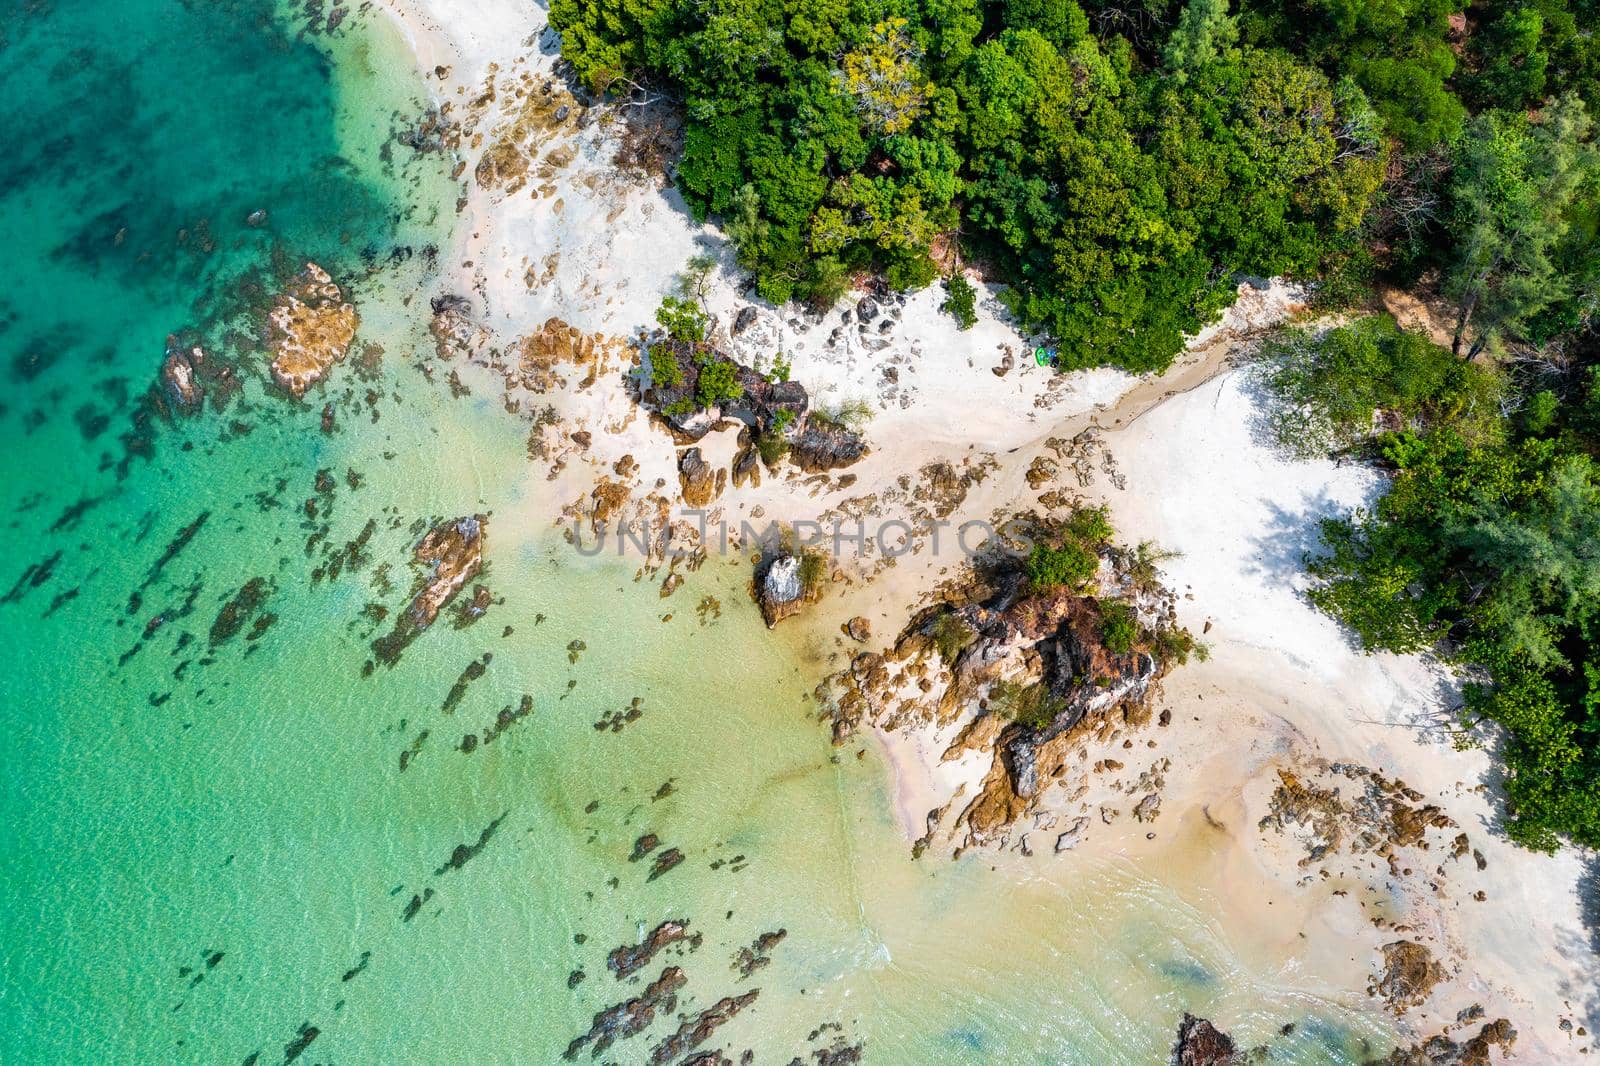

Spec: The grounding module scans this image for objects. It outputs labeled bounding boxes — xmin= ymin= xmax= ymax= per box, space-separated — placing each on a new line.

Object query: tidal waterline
xmin=2 ymin=3 xmax=1393 ymax=1062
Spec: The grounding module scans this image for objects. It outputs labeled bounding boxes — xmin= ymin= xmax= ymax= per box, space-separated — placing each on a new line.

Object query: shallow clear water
xmin=1 ymin=3 xmax=1395 ymax=1062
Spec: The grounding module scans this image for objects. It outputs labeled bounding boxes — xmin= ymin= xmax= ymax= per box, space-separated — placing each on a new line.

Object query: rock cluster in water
xmin=608 ymin=920 xmax=695 ymax=979
xmin=1169 ymin=1010 xmax=1517 ymax=1065
xmin=267 ymin=262 xmax=359 ymax=396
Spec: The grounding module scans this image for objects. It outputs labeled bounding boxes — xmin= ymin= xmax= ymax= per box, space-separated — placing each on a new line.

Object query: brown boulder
xmin=1172 ymin=1014 xmax=1237 ymax=1065
xmin=1375 ymin=940 xmax=1444 ymax=1013
xmin=731 ymin=444 xmax=761 ymax=489
xmin=678 ymin=448 xmax=718 ymax=509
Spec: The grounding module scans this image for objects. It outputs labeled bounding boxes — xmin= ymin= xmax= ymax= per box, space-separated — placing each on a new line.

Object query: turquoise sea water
xmin=1 ymin=3 xmax=1397 ymax=1062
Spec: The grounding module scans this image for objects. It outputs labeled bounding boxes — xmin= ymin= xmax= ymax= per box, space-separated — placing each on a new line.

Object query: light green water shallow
xmin=0 ymin=3 xmax=1395 ymax=1063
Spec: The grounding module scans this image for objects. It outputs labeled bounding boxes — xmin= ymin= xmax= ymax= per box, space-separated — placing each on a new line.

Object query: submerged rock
xmin=428 ymin=293 xmax=485 ymax=361
xmin=565 ymin=966 xmax=687 ymax=1060
xmin=161 ymin=335 xmax=205 ymax=412
xmin=732 ymin=929 xmax=787 ymax=978
xmin=647 ymin=847 xmax=684 ymax=881
xmin=371 ymin=515 xmax=486 ymax=666
xmin=266 ymin=263 xmax=358 ymax=396
xmin=608 ymin=920 xmax=692 ymax=979
xmin=648 ymin=989 xmax=759 ymax=1065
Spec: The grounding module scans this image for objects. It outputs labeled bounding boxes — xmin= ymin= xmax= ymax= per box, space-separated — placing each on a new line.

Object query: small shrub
xmin=1123 ymin=540 xmax=1179 ymax=595
xmin=805 ymin=257 xmax=851 ymax=310
xmin=655 ymin=295 xmax=709 ymax=343
xmin=887 ymin=251 xmax=938 ymax=291
xmin=696 ymin=359 xmax=743 ymax=408
xmin=815 ymin=396 xmax=875 ymax=432
xmin=1523 ymin=389 xmax=1558 ymax=434
xmin=929 ymin=611 xmax=976 ymax=662
xmin=675 ymin=254 xmax=716 ymax=306
xmin=1061 ymin=505 xmax=1114 ymax=548
xmin=1309 ymin=244 xmax=1377 ymax=311
xmin=797 ymin=550 xmax=828 ymax=597
xmin=649 ymin=344 xmax=685 ymax=389
xmin=1100 ymin=601 xmax=1138 ymax=654
xmin=757 ymin=431 xmax=790 ymax=466
xmin=1378 ymin=429 xmax=1429 ymax=468
xmin=1025 ymin=541 xmax=1098 ymax=591
xmin=942 ymin=273 xmax=978 ymax=330
xmin=1151 ymin=624 xmax=1209 ymax=666
xmin=988 ymin=678 xmax=1066 ymax=730
xmin=757 ymin=408 xmax=795 ymax=466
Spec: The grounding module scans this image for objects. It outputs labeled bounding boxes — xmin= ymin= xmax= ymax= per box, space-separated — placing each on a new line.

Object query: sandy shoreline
xmin=366 ymin=0 xmax=1597 ymax=1057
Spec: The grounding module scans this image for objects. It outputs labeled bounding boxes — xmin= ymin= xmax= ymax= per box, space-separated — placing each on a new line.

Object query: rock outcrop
xmin=267 ymin=263 xmax=358 ymax=396
xmin=516 ymin=316 xmax=610 ymax=391
xmin=1374 ymin=940 xmax=1445 ymax=1013
xmin=428 ymin=293 xmax=485 ymax=361
xmin=678 ymin=448 xmax=718 ymax=509
xmin=608 ymin=920 xmax=693 ymax=979
xmin=371 ymin=515 xmax=486 ymax=666
xmin=648 ymin=990 xmax=759 ymax=1065
xmin=930 ymin=587 xmax=1159 ymax=835
xmin=1257 ymin=762 xmax=1460 ymax=869
xmin=637 ymin=337 xmax=866 ymax=473
xmin=1172 ymin=1014 xmax=1238 ymax=1065
xmin=788 ymin=419 xmax=869 ymax=472
xmin=757 ymin=554 xmax=806 ymax=628
xmin=816 ymin=533 xmax=1192 ymax=847
xmin=564 ymin=966 xmax=686 ymax=1061
xmin=731 ymin=443 xmax=761 ymax=488
xmin=1383 ymin=1019 xmax=1516 ymax=1065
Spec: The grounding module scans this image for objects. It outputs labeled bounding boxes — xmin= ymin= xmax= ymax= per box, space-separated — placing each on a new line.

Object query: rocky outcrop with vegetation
xmin=638 ymin=294 xmax=868 ymax=477
xmin=819 ymin=507 xmax=1205 ymax=849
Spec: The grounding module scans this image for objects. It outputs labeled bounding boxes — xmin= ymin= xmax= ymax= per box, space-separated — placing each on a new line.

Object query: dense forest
xmin=552 ymin=0 xmax=1596 ymax=368
xmin=547 ymin=0 xmax=1600 ymax=849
